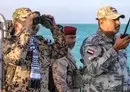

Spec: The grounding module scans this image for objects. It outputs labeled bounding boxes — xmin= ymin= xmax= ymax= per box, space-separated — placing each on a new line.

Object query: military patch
xmin=87 ymin=49 xmax=95 ymax=55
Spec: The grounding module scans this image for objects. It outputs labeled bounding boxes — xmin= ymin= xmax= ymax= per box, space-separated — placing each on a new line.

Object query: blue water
xmin=37 ymin=24 xmax=130 ymax=68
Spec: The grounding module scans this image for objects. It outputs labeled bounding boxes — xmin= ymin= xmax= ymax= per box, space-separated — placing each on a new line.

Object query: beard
xmin=114 ymin=25 xmax=120 ymax=33
xmin=68 ymin=43 xmax=75 ymax=49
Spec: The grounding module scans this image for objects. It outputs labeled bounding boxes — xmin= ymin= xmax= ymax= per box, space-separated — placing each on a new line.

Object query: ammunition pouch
xmin=5 ymin=61 xmax=29 ymax=84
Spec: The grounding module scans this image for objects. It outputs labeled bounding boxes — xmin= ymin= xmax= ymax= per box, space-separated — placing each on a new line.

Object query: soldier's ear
xmin=99 ymin=19 xmax=103 ymax=24
xmin=98 ymin=19 xmax=105 ymax=29
xmin=14 ymin=21 xmax=19 ymax=28
xmin=15 ymin=23 xmax=18 ymax=27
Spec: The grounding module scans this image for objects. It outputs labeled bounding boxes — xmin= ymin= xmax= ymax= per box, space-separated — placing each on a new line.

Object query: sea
xmin=37 ymin=24 xmax=130 ymax=68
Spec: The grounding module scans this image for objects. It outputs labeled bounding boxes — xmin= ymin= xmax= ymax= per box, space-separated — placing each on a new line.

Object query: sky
xmin=0 ymin=0 xmax=130 ymax=24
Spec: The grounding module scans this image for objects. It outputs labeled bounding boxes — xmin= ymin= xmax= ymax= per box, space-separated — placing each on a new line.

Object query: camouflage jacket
xmin=52 ymin=49 xmax=81 ymax=92
xmin=80 ymin=30 xmax=129 ymax=92
xmin=2 ymin=26 xmax=67 ymax=92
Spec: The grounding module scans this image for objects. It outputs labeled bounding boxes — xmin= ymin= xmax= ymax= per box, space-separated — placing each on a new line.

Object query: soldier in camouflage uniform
xmin=52 ymin=26 xmax=82 ymax=92
xmin=2 ymin=7 xmax=67 ymax=92
xmin=80 ymin=6 xmax=130 ymax=92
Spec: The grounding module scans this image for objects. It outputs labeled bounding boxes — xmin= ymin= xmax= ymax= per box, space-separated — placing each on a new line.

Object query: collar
xmin=97 ymin=29 xmax=115 ymax=43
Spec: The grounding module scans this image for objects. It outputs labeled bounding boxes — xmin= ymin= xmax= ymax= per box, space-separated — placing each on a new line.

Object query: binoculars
xmin=33 ymin=11 xmax=53 ymax=29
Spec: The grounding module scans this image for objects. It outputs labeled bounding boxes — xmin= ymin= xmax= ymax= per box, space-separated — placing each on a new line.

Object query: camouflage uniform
xmin=52 ymin=48 xmax=81 ymax=92
xmin=52 ymin=26 xmax=82 ymax=92
xmin=80 ymin=30 xmax=129 ymax=92
xmin=3 ymin=30 xmax=31 ymax=92
xmin=2 ymin=8 xmax=67 ymax=92
xmin=80 ymin=6 xmax=129 ymax=92
xmin=36 ymin=27 xmax=67 ymax=92
xmin=127 ymin=67 xmax=130 ymax=91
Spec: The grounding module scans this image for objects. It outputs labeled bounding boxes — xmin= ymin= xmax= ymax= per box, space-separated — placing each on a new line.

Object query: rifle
xmin=0 ymin=13 xmax=7 ymax=91
xmin=121 ymin=18 xmax=130 ymax=38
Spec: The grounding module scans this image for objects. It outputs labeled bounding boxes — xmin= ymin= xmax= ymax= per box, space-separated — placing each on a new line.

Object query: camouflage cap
xmin=97 ymin=6 xmax=125 ymax=19
xmin=12 ymin=7 xmax=32 ymax=20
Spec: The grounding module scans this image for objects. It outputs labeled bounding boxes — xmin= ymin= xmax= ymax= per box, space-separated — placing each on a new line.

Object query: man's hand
xmin=47 ymin=15 xmax=56 ymax=27
xmin=23 ymin=13 xmax=37 ymax=29
xmin=40 ymin=14 xmax=57 ymax=29
xmin=113 ymin=35 xmax=130 ymax=52
xmin=23 ymin=13 xmax=39 ymax=34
